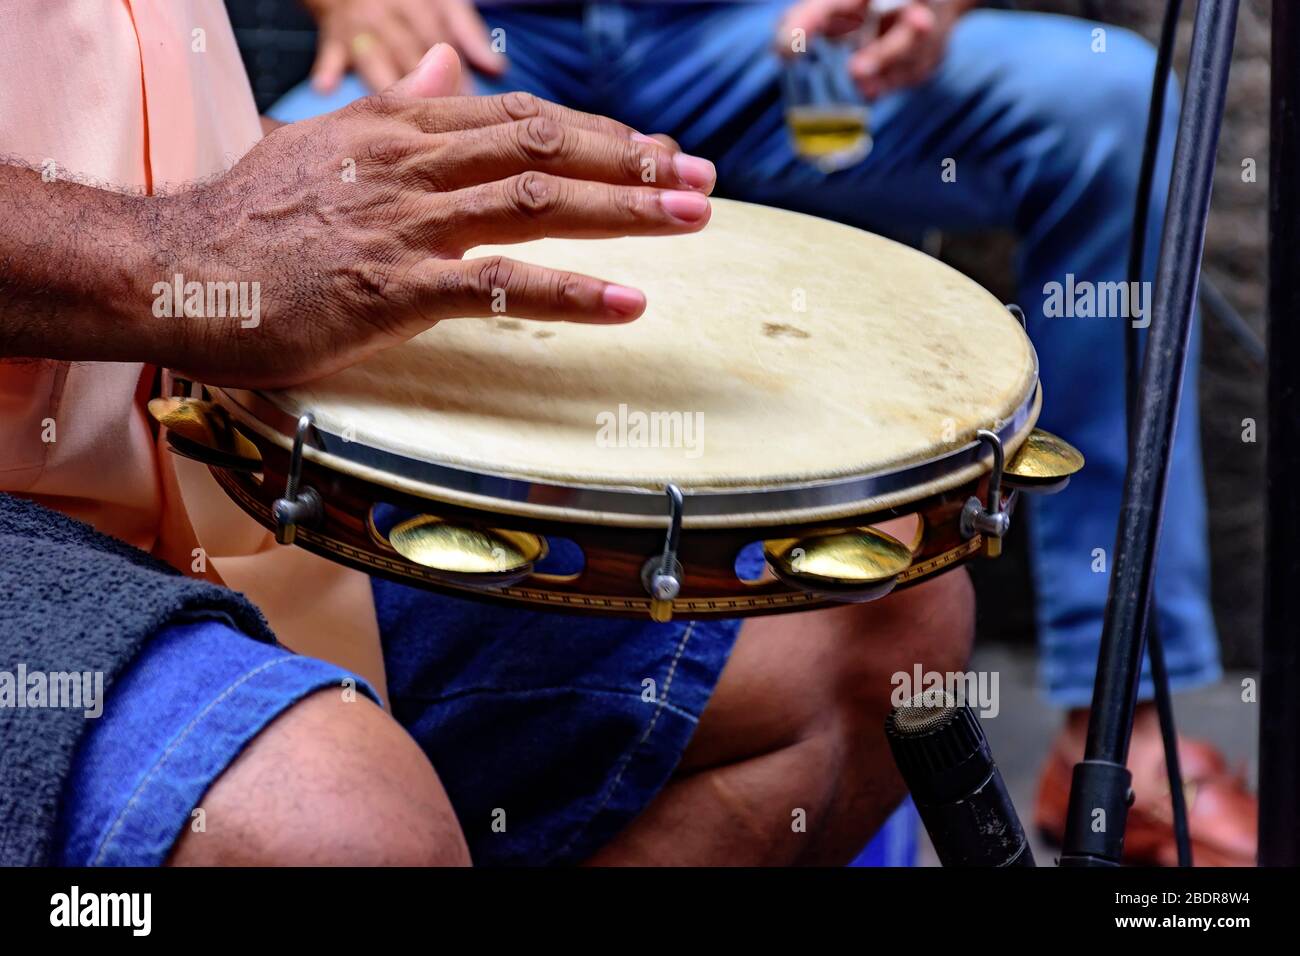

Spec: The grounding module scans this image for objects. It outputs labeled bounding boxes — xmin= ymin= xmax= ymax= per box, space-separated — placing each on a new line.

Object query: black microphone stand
xmin=1123 ymin=0 xmax=1192 ymax=869
xmin=1059 ymin=0 xmax=1240 ymax=866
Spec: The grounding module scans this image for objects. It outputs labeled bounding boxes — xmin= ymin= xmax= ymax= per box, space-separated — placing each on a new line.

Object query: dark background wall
xmin=225 ymin=0 xmax=1268 ymax=667
xmin=225 ymin=0 xmax=319 ymax=111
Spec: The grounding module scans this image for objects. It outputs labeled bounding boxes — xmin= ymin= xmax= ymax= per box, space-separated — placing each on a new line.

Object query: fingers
xmin=400 ymin=0 xmax=454 ymax=64
xmin=777 ymin=0 xmax=868 ymax=55
xmin=416 ymin=118 xmax=715 ymax=193
xmin=388 ymin=43 xmax=463 ymax=99
xmin=441 ymin=173 xmax=712 ymax=249
xmin=311 ymin=33 xmax=350 ymax=94
xmin=377 ymin=8 xmax=431 ymax=79
xmin=648 ymin=133 xmax=681 ymax=152
xmin=409 ymin=256 xmax=647 ymax=324
xmin=444 ymin=0 xmax=508 ymax=75
xmin=354 ymin=37 xmax=403 ymax=92
xmin=851 ymin=4 xmax=937 ymax=97
xmin=392 ymin=91 xmax=645 ymax=142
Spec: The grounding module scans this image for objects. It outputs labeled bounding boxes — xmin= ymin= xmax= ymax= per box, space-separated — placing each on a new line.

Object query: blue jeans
xmin=54 ymin=614 xmax=920 ymax=866
xmin=271 ymin=3 xmax=1220 ymax=707
xmin=55 ymin=621 xmax=377 ymax=866
xmin=54 ymin=609 xmax=739 ymax=866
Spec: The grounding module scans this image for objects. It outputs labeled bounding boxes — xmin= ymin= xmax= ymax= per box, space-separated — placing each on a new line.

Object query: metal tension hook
xmin=960 ymin=429 xmax=1012 ymax=557
xmin=641 ymin=483 xmax=685 ymax=623
xmin=272 ymin=413 xmax=323 ymax=545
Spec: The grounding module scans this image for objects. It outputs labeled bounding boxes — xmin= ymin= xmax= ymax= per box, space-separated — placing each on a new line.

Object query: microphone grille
xmin=884 ymin=691 xmax=987 ymax=787
xmin=888 ymin=690 xmax=960 ymax=735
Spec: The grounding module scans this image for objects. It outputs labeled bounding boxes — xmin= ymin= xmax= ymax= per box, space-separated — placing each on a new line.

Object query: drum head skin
xmin=258 ymin=199 xmax=1037 ymax=522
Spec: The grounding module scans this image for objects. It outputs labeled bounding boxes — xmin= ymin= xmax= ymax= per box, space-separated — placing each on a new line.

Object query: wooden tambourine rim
xmin=207 ymin=451 xmax=1003 ymax=619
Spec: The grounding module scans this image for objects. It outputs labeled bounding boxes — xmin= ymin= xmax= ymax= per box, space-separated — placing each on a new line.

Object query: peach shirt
xmin=0 ymin=1 xmax=385 ymax=693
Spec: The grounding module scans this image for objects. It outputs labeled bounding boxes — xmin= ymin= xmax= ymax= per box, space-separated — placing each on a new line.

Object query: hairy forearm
xmin=0 ymin=163 xmax=198 ymax=366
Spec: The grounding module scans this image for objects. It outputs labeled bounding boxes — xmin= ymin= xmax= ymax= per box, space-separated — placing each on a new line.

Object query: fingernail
xmin=419 ymin=42 xmax=449 ymax=67
xmin=673 ymin=153 xmax=716 ymax=191
xmin=660 ymin=190 xmax=710 ymax=223
xmin=603 ymin=284 xmax=645 ymax=317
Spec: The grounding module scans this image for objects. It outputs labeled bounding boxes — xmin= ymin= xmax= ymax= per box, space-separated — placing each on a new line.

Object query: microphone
xmin=885 ymin=691 xmax=1035 ymax=867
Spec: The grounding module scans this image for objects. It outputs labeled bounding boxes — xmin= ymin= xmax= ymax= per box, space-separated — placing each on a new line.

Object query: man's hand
xmin=778 ymin=0 xmax=972 ymax=99
xmin=306 ymin=0 xmax=505 ymax=93
xmin=0 ymin=46 xmax=716 ymax=389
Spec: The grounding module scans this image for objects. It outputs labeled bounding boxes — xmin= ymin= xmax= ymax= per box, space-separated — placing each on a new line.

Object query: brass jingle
xmin=1004 ymin=428 xmax=1085 ymax=486
xmin=148 ymin=396 xmax=262 ymax=471
xmin=764 ymin=527 xmax=915 ymax=590
xmin=387 ymin=515 xmax=547 ymax=585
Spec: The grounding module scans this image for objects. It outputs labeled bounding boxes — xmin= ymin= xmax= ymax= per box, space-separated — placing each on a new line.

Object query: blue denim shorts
xmin=53 ymin=569 xmax=933 ymax=865
xmin=54 ymin=620 xmax=378 ymax=866
xmin=373 ymin=578 xmax=742 ymax=865
xmin=54 ymin=586 xmax=742 ymax=866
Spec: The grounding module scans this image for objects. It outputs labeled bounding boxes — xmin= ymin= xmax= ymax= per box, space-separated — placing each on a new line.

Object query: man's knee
xmin=1081 ymin=25 xmax=1160 ymax=125
xmin=1007 ymin=20 xmax=1161 ymax=194
xmin=684 ymin=568 xmax=974 ymax=770
xmin=810 ymin=569 xmax=976 ymax=742
xmin=883 ymin=567 xmax=975 ymax=674
xmin=167 ymin=689 xmax=470 ymax=866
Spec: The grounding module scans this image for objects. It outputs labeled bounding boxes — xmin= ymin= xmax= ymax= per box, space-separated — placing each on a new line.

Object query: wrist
xmin=0 ymin=165 xmax=227 ymax=369
xmin=81 ymin=186 xmax=238 ymax=372
xmin=0 ymin=188 xmax=176 ymax=365
xmin=135 ymin=186 xmax=259 ymax=372
xmin=106 ymin=191 xmax=210 ymax=368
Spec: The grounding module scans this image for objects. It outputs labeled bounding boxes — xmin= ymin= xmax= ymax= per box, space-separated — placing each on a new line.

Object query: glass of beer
xmin=783 ymin=0 xmax=905 ymax=173
xmin=783 ymin=33 xmax=873 ymax=173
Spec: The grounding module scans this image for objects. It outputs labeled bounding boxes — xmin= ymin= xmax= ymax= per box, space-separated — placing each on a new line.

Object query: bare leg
xmin=587 ymin=569 xmax=975 ymax=865
xmin=168 ymin=689 xmax=470 ymax=866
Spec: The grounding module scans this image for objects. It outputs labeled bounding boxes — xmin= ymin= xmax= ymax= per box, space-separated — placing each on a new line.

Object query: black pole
xmin=1124 ymin=0 xmax=1193 ymax=869
xmin=1060 ymin=0 xmax=1239 ymax=866
xmin=1125 ymin=0 xmax=1184 ymax=433
xmin=1261 ymin=0 xmax=1300 ymax=868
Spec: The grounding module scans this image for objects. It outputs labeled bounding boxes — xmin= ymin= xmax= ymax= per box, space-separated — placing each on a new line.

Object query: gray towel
xmin=0 ymin=492 xmax=275 ymax=866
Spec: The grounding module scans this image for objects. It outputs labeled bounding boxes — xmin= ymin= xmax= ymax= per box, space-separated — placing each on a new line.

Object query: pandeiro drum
xmin=151 ymin=199 xmax=1083 ymax=622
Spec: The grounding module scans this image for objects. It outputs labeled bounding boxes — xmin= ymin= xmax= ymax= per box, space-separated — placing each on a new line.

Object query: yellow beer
xmin=786 ymin=106 xmax=871 ymax=162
